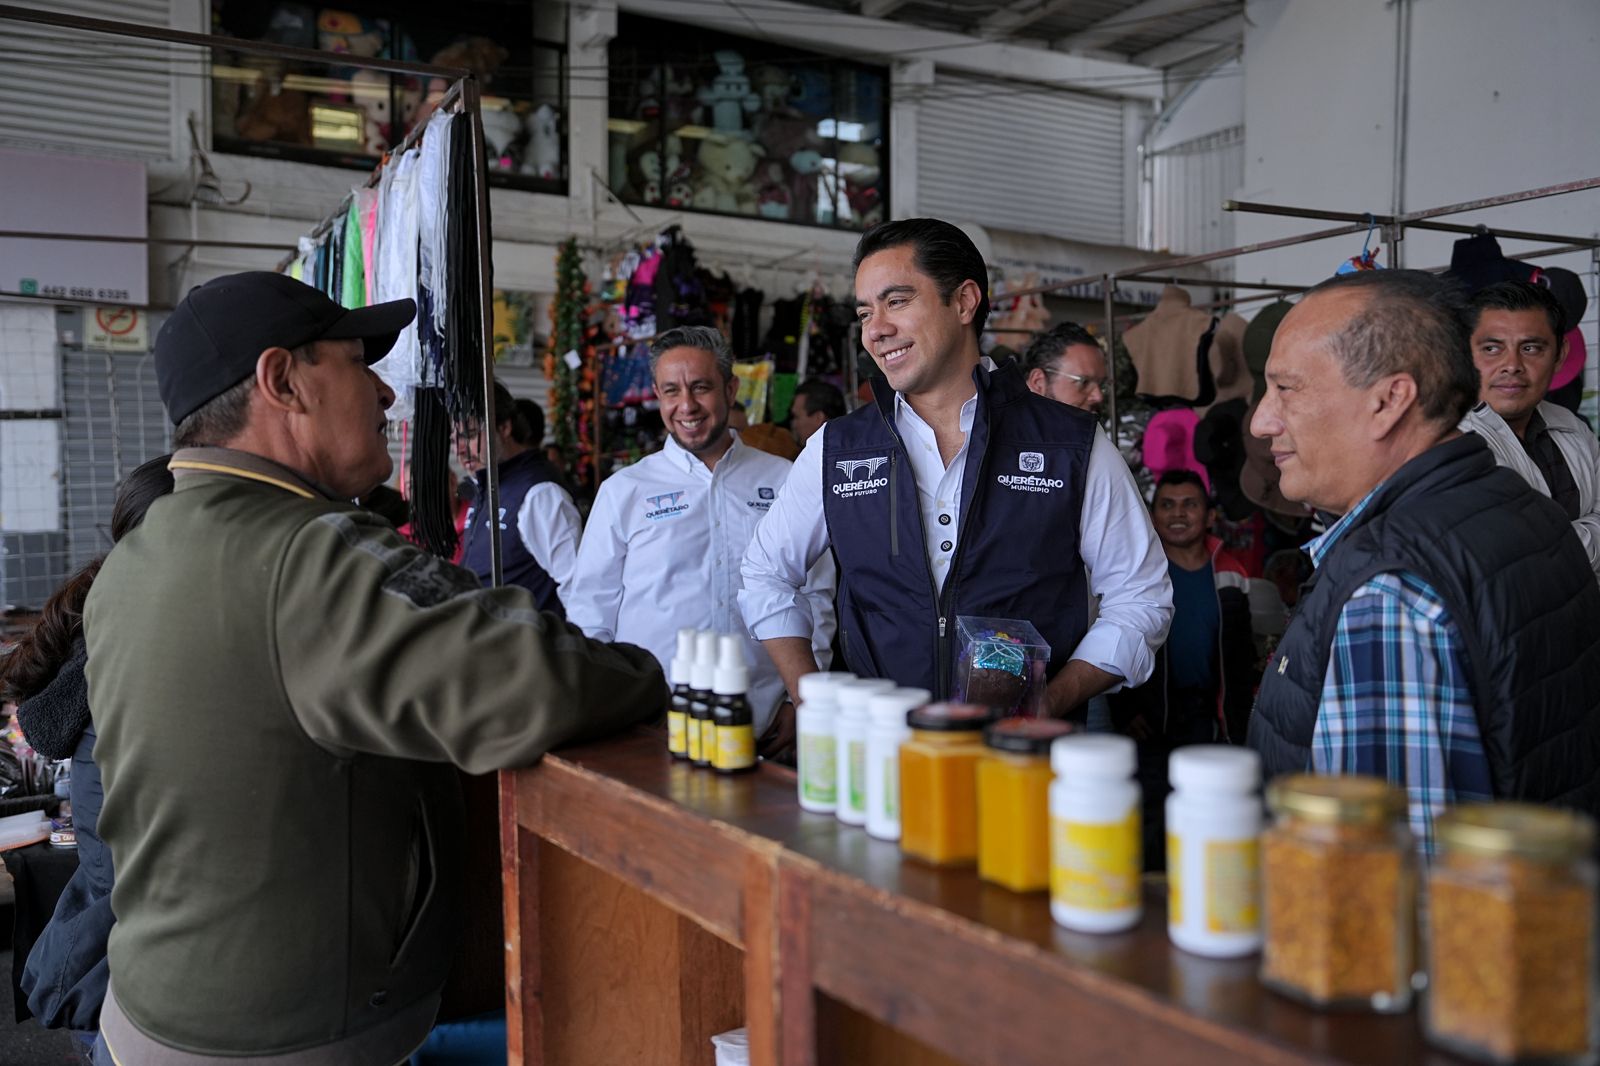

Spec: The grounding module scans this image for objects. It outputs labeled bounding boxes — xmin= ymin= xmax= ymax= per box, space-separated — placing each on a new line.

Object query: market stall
xmin=499 ymin=729 xmax=1511 ymax=1066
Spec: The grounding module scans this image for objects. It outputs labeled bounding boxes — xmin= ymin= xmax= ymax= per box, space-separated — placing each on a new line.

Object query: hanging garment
xmin=1193 ymin=398 xmax=1252 ymax=522
xmin=1123 ymin=285 xmax=1216 ymax=405
xmin=1201 ymin=312 xmax=1252 ymax=413
xmin=416 ymin=108 xmax=454 ymax=379
xmin=1141 ymin=409 xmax=1209 ymax=490
xmin=358 ymin=185 xmax=380 ymax=306
xmin=730 ymin=287 xmax=765 ymax=359
xmin=1242 ymin=299 xmax=1293 ymax=403
xmin=444 ymin=112 xmax=486 ymax=423
xmin=373 ymin=148 xmax=422 ymax=423
xmin=340 ymin=197 xmax=365 ymax=309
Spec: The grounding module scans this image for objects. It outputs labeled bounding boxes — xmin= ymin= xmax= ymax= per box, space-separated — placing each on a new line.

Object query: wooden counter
xmin=499 ymin=729 xmax=1471 ymax=1066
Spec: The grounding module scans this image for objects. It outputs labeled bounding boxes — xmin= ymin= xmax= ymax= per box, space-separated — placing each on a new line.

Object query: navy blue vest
xmin=461 ymin=450 xmax=566 ymax=616
xmin=1248 ymin=435 xmax=1600 ymax=816
xmin=822 ymin=361 xmax=1095 ymax=697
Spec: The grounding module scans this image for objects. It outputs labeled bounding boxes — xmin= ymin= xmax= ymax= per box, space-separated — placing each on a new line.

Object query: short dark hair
xmin=792 ymin=378 xmax=845 ymax=421
xmin=1303 ymin=269 xmax=1478 ymax=425
xmin=1153 ymin=469 xmax=1210 ymax=505
xmin=1020 ymin=321 xmax=1101 ymax=378
xmin=1468 ymin=279 xmax=1566 ymax=339
xmin=515 ymin=398 xmax=546 ymax=447
xmin=853 ymin=218 xmax=990 ymax=339
xmin=173 ymin=343 xmax=317 ymax=448
xmin=648 ymin=325 xmax=735 ymax=382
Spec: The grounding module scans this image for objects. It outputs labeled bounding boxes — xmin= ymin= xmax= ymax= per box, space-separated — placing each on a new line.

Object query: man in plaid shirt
xmin=1247 ymin=270 xmax=1600 ymax=853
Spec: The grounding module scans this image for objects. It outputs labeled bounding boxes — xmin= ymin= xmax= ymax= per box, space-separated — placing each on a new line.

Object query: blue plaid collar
xmin=1305 ymin=486 xmax=1383 ymax=569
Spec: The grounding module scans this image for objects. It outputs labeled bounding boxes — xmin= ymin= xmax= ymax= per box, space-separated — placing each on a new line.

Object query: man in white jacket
xmin=1459 ymin=280 xmax=1600 ymax=582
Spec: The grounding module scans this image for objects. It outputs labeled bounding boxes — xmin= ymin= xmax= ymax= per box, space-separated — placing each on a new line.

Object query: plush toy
xmin=696 ymin=50 xmax=760 ymax=136
xmin=756 ymin=111 xmax=825 ymax=218
xmin=349 ymin=68 xmax=389 ymax=154
xmin=694 ymin=135 xmax=763 ymax=214
xmin=755 ymin=160 xmax=792 ymax=220
xmin=664 ymin=165 xmax=695 ymax=209
xmin=480 ymin=107 xmax=524 ymax=171
xmin=317 ymin=9 xmax=384 ymax=90
xmin=235 ymin=86 xmax=313 ymax=144
xmin=789 ymin=67 xmax=833 ymax=119
xmin=631 ymin=134 xmax=683 ymax=205
xmin=844 ymin=167 xmax=883 ymax=226
xmin=638 ymin=65 xmax=696 ymax=127
xmin=416 ymin=37 xmax=509 ymax=124
xmin=751 ymin=65 xmax=794 ymax=113
xmin=525 ymin=104 xmax=561 ymax=180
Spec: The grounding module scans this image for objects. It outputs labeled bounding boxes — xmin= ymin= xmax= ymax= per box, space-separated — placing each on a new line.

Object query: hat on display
xmin=1193 ymin=398 xmax=1251 ymax=520
xmin=1240 ymin=397 xmax=1309 ymax=520
xmin=1553 ymin=327 xmax=1588 ymax=391
xmin=1142 ymin=409 xmax=1209 ymax=492
xmin=154 ymin=271 xmax=416 ymax=426
xmin=1242 ymin=300 xmax=1294 ymax=403
xmin=1446 ymin=233 xmax=1536 ymax=291
xmin=1532 ymin=265 xmax=1588 ymax=335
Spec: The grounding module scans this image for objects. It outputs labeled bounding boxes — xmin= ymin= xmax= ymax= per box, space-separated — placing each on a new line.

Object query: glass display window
xmin=209 ymin=0 xmax=565 ymax=193
xmin=608 ymin=15 xmax=888 ymax=230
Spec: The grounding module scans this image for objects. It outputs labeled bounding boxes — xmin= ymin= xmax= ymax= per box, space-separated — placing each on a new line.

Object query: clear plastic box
xmin=953 ymin=616 xmax=1051 ymax=718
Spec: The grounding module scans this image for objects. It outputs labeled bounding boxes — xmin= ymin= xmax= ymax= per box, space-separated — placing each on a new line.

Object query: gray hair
xmin=648 ymin=326 xmax=735 ymax=382
xmin=173 ymin=342 xmax=318 ymax=448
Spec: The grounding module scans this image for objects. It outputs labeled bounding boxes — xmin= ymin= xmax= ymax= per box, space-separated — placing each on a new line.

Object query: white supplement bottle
xmin=795 ymin=672 xmax=856 ymax=813
xmin=1049 ymin=734 xmax=1142 ymax=933
xmin=834 ymin=679 xmax=897 ymax=826
xmin=864 ymin=687 xmax=930 ymax=841
xmin=1165 ymin=745 xmax=1263 ymax=958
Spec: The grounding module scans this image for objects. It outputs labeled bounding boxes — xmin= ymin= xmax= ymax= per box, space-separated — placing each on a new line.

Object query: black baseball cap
xmin=154 ymin=271 xmax=416 ymax=426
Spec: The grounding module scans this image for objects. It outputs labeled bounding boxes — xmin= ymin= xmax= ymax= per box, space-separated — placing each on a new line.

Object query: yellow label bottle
xmin=1048 ymin=734 xmax=1142 ymax=933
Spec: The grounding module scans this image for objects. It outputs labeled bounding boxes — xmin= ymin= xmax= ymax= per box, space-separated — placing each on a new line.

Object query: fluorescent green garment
xmin=341 ymin=200 xmax=365 ymax=308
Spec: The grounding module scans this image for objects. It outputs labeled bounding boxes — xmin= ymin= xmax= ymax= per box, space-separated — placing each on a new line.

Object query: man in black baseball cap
xmin=154 ymin=270 xmax=415 ymax=499
xmin=86 ymin=270 xmax=668 ymax=1064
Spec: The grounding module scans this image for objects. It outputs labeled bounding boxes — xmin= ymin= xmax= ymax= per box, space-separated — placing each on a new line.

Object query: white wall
xmin=1236 ymin=0 xmax=1600 ymax=286
xmin=1149 ymin=59 xmax=1243 ymax=154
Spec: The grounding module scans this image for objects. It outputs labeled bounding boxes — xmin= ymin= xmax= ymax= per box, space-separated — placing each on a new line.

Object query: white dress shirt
xmin=740 ymin=394 xmax=1172 ymax=693
xmin=567 ymin=433 xmax=836 ymax=731
xmin=516 ymin=482 xmax=581 ymax=602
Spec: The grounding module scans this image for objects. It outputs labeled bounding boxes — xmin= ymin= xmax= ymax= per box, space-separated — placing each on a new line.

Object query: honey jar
xmin=1426 ymin=803 xmax=1596 ymax=1065
xmin=976 ymin=717 xmax=1075 ymax=892
xmin=1260 ymin=774 xmax=1415 ymax=1012
xmin=898 ymin=702 xmax=996 ymax=866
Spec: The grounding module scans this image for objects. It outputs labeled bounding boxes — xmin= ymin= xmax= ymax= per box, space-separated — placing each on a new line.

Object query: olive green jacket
xmin=86 ymin=448 xmax=666 ymax=1063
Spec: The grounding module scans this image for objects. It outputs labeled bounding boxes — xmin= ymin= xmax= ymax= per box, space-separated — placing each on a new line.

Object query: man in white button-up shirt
xmin=742 ymin=220 xmax=1171 ymax=744
xmin=567 ymin=326 xmax=835 ymax=743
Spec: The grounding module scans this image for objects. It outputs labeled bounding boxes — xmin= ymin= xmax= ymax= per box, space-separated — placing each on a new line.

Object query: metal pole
xmin=462 ymin=77 xmax=503 ymax=588
xmin=1102 ymin=275 xmax=1118 ymax=451
xmin=0 ymin=231 xmax=297 ymax=251
xmin=0 ymin=3 xmax=468 ymax=80
xmin=1223 ymin=200 xmax=1600 ymax=249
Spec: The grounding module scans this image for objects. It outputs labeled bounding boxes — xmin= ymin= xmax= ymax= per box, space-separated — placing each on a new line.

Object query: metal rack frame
xmin=0 ymin=3 xmax=506 ymax=585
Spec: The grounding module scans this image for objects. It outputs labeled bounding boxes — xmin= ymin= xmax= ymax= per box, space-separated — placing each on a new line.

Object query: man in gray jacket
xmin=85 ymin=272 xmax=666 ymax=1065
xmin=1459 ymin=280 xmax=1600 ymax=583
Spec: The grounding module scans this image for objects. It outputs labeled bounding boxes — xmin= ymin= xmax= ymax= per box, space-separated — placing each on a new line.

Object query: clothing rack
xmin=0 ymin=4 xmax=505 ymax=587
xmin=999 ymin=174 xmax=1600 ymax=445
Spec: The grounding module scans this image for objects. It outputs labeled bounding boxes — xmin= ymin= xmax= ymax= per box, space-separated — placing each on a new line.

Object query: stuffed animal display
xmin=612 ymin=53 xmax=885 ymax=226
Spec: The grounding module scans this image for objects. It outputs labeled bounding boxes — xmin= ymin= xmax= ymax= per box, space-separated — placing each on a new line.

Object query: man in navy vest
xmin=457 ymin=381 xmax=578 ymax=615
xmin=742 ymin=219 xmax=1172 ymax=750
xmin=1247 ymin=270 xmax=1600 ymax=853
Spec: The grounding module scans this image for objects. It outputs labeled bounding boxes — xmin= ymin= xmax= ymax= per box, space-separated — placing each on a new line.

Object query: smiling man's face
xmin=854 ymin=244 xmax=979 ymax=399
xmin=1472 ymin=307 xmax=1563 ymax=438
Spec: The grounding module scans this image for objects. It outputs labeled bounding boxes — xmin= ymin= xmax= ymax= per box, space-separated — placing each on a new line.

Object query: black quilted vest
xmin=1248 ymin=434 xmax=1600 ymax=816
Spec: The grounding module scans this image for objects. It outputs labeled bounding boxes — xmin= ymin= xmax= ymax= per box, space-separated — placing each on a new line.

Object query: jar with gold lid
xmin=1425 ymin=803 xmax=1596 ymax=1065
xmin=1260 ymin=774 xmax=1415 ymax=1012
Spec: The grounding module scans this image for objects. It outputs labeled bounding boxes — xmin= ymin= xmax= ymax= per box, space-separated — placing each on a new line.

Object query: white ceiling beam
xmin=1056 ymin=0 xmax=1223 ymax=54
xmin=1131 ymin=12 xmax=1243 ymax=68
xmin=860 ymin=0 xmax=911 ymax=17
xmin=618 ymin=0 xmax=1163 ymax=100
xmin=979 ymin=0 xmax=1080 ymax=38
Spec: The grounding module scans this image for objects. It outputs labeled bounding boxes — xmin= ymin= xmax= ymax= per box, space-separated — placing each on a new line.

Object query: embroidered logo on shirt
xmin=1019 ymin=451 xmax=1045 ymax=473
xmin=832 ymin=456 xmax=890 ymax=498
xmin=644 ymin=491 xmax=690 ymax=521
xmin=758 ymin=487 xmax=775 ymax=500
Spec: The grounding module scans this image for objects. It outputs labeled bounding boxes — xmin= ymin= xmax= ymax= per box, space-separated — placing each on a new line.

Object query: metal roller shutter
xmin=0 ymin=0 xmax=179 ymax=162
xmin=917 ymin=74 xmax=1127 ymax=246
